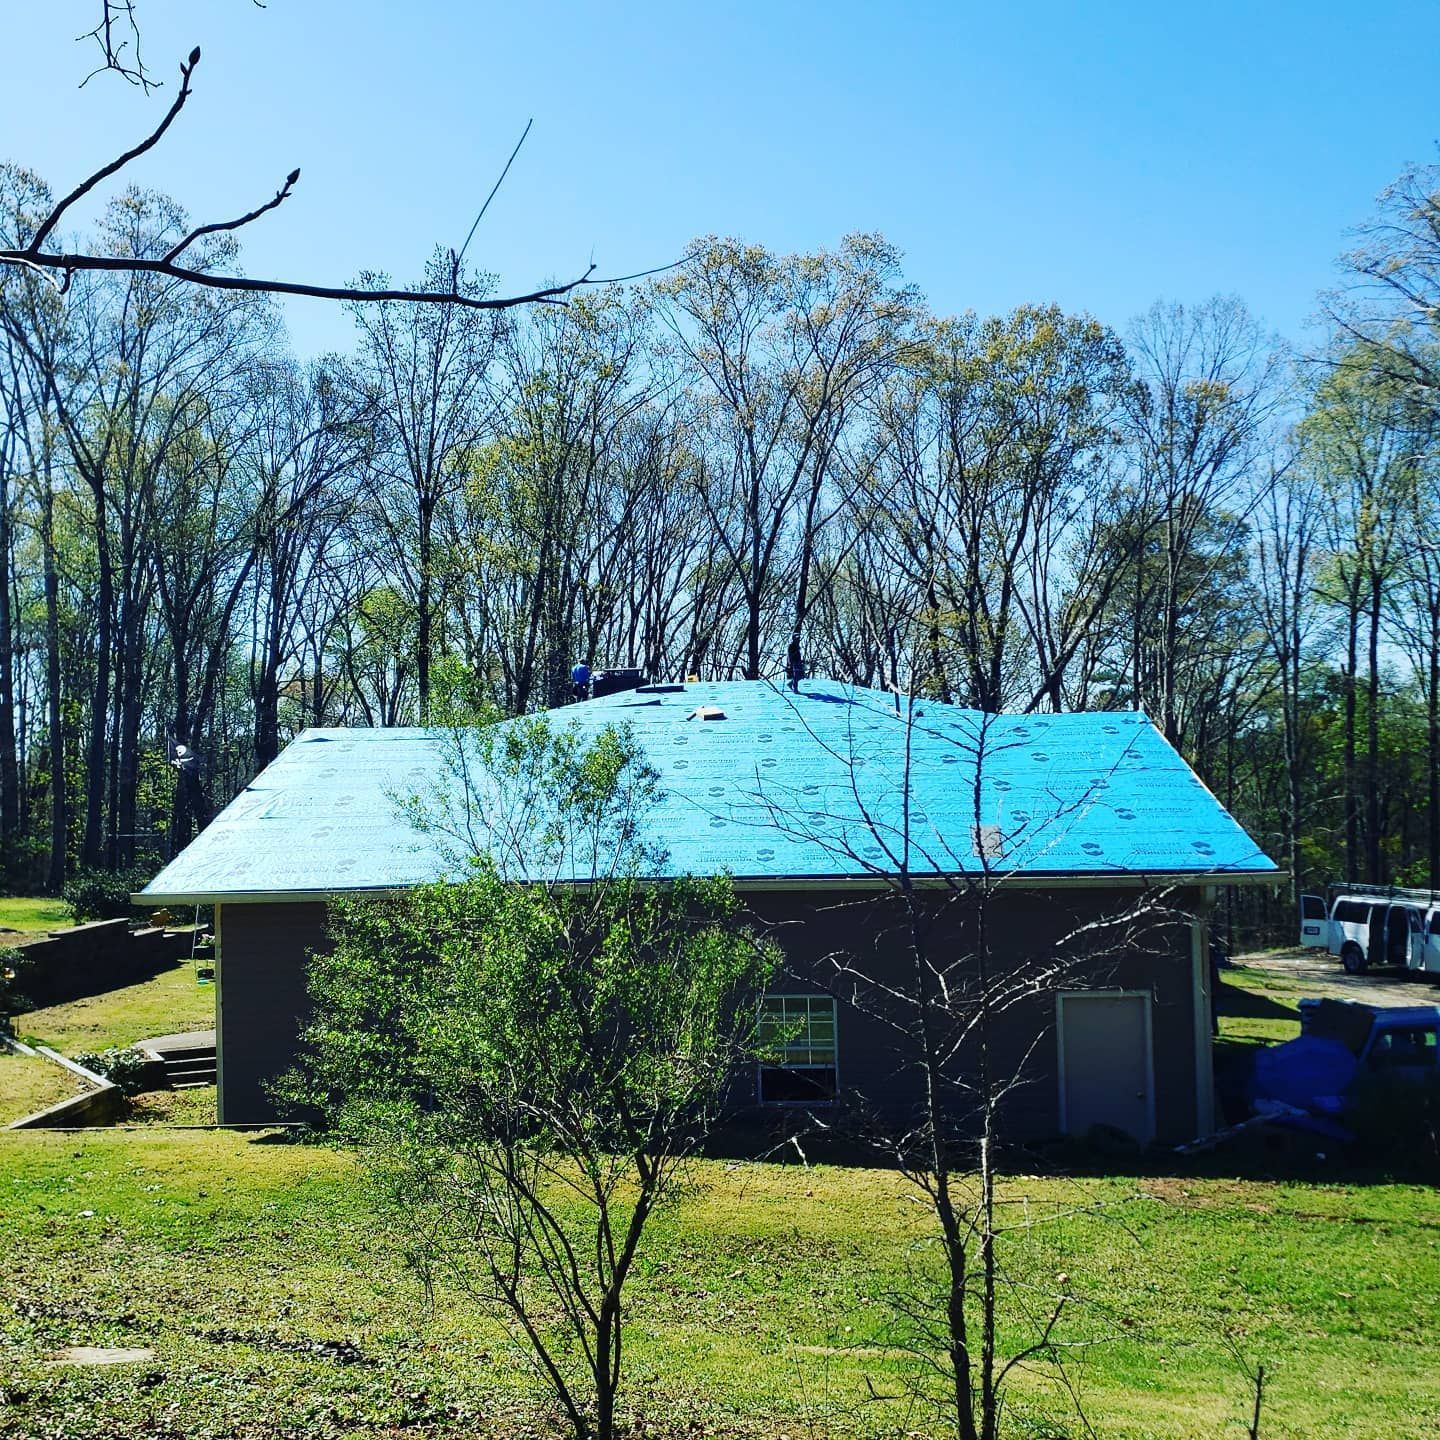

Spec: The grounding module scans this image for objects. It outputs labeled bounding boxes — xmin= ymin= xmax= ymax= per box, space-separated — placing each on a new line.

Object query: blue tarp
xmin=140 ymin=680 xmax=1278 ymax=901
xmin=1251 ymin=1036 xmax=1360 ymax=1112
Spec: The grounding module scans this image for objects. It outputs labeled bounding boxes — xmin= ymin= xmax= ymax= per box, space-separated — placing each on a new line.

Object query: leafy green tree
xmin=1299 ymin=346 xmax=1424 ymax=881
xmin=655 ymin=233 xmax=916 ymax=681
xmin=283 ymin=718 xmax=778 ymax=1440
xmin=1333 ymin=161 xmax=1440 ymax=406
xmin=347 ymin=250 xmax=500 ymax=722
xmin=855 ymin=304 xmax=1133 ymax=710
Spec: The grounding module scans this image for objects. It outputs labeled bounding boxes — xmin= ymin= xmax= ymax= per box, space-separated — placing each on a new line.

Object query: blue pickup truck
xmin=1248 ymin=1000 xmax=1440 ymax=1135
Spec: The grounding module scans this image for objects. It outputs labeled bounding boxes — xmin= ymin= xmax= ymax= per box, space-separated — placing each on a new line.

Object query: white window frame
xmin=757 ymin=993 xmax=839 ymax=1106
xmin=1055 ymin=988 xmax=1156 ymax=1142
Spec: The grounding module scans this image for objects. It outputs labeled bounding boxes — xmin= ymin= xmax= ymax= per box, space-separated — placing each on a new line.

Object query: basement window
xmin=758 ymin=995 xmax=838 ymax=1105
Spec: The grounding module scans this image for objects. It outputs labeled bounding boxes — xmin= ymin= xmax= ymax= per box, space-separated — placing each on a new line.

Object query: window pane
xmin=757 ymin=996 xmax=838 ymax=1104
xmin=759 ymin=1065 xmax=837 ymax=1104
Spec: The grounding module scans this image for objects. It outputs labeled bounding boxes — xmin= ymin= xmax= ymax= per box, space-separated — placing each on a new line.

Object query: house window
xmin=758 ymin=995 xmax=838 ymax=1104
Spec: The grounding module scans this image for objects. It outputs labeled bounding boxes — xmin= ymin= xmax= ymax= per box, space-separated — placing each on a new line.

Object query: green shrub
xmin=72 ymin=1046 xmax=151 ymax=1096
xmin=0 ymin=945 xmax=31 ymax=1030
xmin=0 ymin=836 xmax=49 ymax=892
xmin=63 ymin=867 xmax=149 ymax=923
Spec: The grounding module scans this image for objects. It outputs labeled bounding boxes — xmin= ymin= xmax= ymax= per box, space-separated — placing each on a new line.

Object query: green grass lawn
xmin=0 ymin=1047 xmax=86 ymax=1124
xmin=0 ymin=894 xmax=72 ymax=935
xmin=0 ymin=1130 xmax=1436 ymax=1439
xmin=1215 ymin=962 xmax=1305 ymax=1052
xmin=17 ymin=962 xmax=214 ymax=1055
xmin=126 ymin=1083 xmax=217 ymax=1125
xmin=2 ymin=960 xmax=1434 ymax=1436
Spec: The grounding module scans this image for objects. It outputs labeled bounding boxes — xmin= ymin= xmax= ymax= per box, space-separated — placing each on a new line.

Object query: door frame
xmin=1055 ymin=989 xmax=1156 ymax=1142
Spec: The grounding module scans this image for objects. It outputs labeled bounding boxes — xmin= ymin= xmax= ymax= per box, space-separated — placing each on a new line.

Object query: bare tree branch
xmin=31 ymin=47 xmax=201 ymax=253
xmin=78 ymin=1 xmax=155 ymax=91
xmin=78 ymin=0 xmax=267 ymax=91
xmin=6 ymin=46 xmax=610 ymax=312
xmin=160 ymin=167 xmax=301 ymax=265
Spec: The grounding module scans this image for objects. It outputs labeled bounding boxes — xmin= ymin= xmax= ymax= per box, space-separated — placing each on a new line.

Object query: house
xmin=140 ymin=680 xmax=1279 ymax=1140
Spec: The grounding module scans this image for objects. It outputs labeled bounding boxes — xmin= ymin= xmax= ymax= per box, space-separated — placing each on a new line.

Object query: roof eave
xmin=134 ymin=867 xmax=1285 ymax=907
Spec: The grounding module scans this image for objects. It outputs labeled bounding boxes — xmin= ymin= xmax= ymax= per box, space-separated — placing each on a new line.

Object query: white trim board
xmin=136 ymin=869 xmax=1286 ymax=907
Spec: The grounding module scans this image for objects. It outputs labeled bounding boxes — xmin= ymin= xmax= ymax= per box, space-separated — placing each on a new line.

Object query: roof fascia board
xmin=135 ymin=868 xmax=1285 ymax=906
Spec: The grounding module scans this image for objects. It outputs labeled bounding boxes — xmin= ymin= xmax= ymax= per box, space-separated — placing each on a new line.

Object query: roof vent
xmin=971 ymin=824 xmax=1005 ymax=860
xmin=688 ymin=706 xmax=726 ymax=722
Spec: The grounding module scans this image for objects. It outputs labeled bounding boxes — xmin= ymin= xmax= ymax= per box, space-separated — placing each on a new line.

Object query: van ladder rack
xmin=1325 ymin=881 xmax=1440 ymax=905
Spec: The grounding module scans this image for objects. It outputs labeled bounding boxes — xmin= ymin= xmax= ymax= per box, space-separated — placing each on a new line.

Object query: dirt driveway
xmin=1236 ymin=947 xmax=1440 ymax=1007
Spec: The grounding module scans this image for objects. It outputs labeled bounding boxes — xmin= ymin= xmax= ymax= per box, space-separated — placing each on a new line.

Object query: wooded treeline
xmin=1 ymin=159 xmax=1438 ymax=935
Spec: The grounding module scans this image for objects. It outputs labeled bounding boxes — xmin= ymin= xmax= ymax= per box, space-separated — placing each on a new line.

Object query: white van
xmin=1300 ymin=886 xmax=1440 ymax=976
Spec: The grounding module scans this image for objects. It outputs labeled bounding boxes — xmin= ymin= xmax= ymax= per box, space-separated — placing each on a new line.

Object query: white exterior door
xmin=1422 ymin=911 xmax=1440 ymax=974
xmin=1299 ymin=894 xmax=1328 ymax=948
xmin=1057 ymin=992 xmax=1155 ymax=1144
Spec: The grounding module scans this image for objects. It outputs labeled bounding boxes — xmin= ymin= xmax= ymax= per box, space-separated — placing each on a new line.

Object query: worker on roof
xmin=785 ymin=634 xmax=805 ymax=694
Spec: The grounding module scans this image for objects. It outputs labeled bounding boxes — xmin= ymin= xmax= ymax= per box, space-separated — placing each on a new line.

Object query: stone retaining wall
xmin=1 ymin=1036 xmax=123 ymax=1129
xmin=6 ymin=920 xmax=188 ymax=1007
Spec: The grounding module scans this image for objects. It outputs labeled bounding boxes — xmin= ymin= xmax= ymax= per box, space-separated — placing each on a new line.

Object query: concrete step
xmin=136 ymin=1031 xmax=217 ymax=1091
xmin=162 ymin=1048 xmax=216 ymax=1089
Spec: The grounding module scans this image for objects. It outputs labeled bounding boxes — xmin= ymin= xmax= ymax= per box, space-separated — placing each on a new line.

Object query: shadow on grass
xmin=702 ymin=1102 xmax=1437 ymax=1188
xmin=1040 ymin=1126 xmax=1440 ymax=1188
xmin=1213 ymin=974 xmax=1297 ymax=1024
xmin=12 ymin=953 xmax=184 ymax=1014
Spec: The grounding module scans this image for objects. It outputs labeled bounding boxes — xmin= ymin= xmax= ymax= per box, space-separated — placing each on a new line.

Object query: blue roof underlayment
xmin=141 ymin=680 xmax=1277 ymax=901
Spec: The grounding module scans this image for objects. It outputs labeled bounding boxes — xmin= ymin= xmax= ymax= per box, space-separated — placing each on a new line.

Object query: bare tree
xmin=1300 ymin=346 xmax=1419 ymax=882
xmin=655 ymin=235 xmax=914 ymax=679
xmin=1121 ymin=298 xmax=1284 ymax=745
xmin=244 ymin=360 xmax=369 ymax=766
xmin=1254 ymin=455 xmax=1323 ymax=899
xmin=458 ymin=291 xmax=652 ymax=710
xmin=3 ymin=41 xmax=604 ymax=312
xmin=348 ymin=254 xmax=501 ymax=720
xmin=1330 ymin=160 xmax=1440 ymax=403
xmin=738 ymin=677 xmax=1192 ymax=1440
xmin=858 ymin=306 xmax=1135 ymax=710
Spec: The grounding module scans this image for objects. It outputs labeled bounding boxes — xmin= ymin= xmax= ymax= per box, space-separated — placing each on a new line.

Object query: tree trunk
xmin=1366 ymin=573 xmax=1383 ymax=884
xmin=1343 ymin=600 xmax=1359 ymax=882
xmin=254 ymin=573 xmax=285 ymax=768
xmin=41 ymin=443 xmax=65 ymax=892
xmin=0 ymin=467 xmax=20 ymax=841
xmin=1429 ymin=604 xmax=1439 ymax=888
xmin=417 ymin=493 xmax=434 ymax=722
xmin=115 ymin=608 xmax=145 ymax=868
xmin=83 ymin=485 xmax=113 ymax=869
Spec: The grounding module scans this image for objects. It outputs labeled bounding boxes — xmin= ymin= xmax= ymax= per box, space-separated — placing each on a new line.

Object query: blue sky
xmin=5 ymin=2 xmax=1437 ymax=359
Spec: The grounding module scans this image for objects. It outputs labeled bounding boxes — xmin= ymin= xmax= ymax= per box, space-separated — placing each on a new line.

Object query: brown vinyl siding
xmin=215 ymin=887 xmax=1208 ymax=1143
xmin=216 ymin=901 xmax=329 ymax=1126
